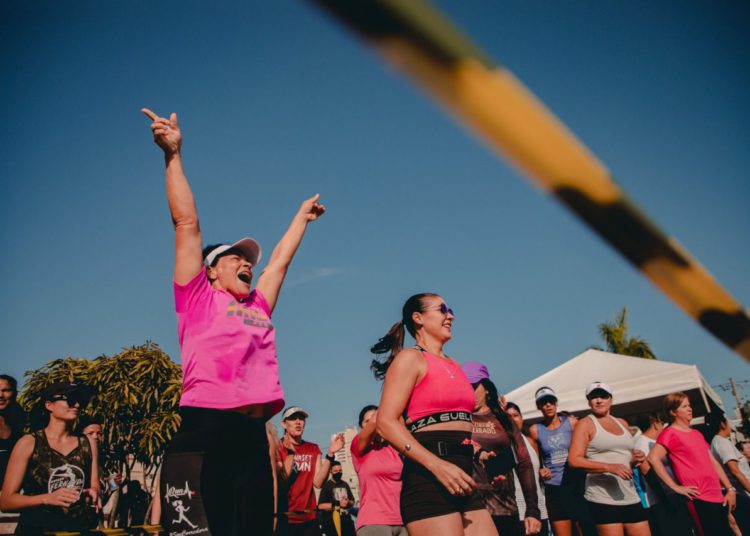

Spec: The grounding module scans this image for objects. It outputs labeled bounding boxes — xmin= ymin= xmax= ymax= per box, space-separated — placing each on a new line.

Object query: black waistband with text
xmin=408 ymin=410 xmax=473 ymax=433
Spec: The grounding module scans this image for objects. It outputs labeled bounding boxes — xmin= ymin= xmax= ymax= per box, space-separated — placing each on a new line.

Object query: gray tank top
xmin=583 ymin=414 xmax=640 ymax=505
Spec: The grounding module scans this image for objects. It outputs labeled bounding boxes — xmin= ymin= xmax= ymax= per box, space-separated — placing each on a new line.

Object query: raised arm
xmin=357 ymin=410 xmax=378 ymax=454
xmin=377 ymin=349 xmax=476 ymax=496
xmin=142 ymin=108 xmax=202 ymax=284
xmin=256 ymin=194 xmax=325 ymax=313
xmin=314 ymin=434 xmax=344 ymax=489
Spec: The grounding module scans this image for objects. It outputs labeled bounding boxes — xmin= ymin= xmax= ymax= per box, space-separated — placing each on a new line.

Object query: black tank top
xmin=16 ymin=430 xmax=94 ymax=534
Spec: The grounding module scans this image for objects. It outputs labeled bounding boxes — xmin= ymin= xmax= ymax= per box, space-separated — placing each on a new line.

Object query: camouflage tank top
xmin=16 ymin=430 xmax=95 ymax=534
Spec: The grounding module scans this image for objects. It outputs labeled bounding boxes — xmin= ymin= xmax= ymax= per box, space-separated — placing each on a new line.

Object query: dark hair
xmin=0 ymin=375 xmax=18 ymax=398
xmin=358 ymin=405 xmax=378 ymax=428
xmin=635 ymin=412 xmax=663 ymax=432
xmin=330 ymin=460 xmax=342 ymax=468
xmin=476 ymin=378 xmax=515 ymax=439
xmin=76 ymin=414 xmax=102 ymax=435
xmin=505 ymin=401 xmax=521 ymax=416
xmin=370 ymin=293 xmax=439 ymax=380
xmin=206 ymin=243 xmax=226 ymax=266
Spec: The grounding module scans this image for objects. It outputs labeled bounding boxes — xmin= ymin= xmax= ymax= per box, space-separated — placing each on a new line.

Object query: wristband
xmin=325 ymin=453 xmax=336 ymax=463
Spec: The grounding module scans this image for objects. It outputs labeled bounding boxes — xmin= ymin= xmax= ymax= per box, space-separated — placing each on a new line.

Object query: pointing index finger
xmin=141 ymin=108 xmax=158 ymax=121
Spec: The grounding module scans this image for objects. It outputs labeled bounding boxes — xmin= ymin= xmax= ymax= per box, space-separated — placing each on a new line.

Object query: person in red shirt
xmin=278 ymin=406 xmax=344 ymax=536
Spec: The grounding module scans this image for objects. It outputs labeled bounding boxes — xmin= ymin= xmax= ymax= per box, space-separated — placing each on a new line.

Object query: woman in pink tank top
xmin=370 ymin=293 xmax=498 ymax=536
xmin=142 ymin=108 xmax=325 ymax=536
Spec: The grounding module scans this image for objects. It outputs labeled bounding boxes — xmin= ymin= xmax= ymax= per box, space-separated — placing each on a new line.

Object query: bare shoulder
xmin=390 ymin=347 xmax=427 ymax=371
xmin=13 ymin=434 xmax=36 ymax=456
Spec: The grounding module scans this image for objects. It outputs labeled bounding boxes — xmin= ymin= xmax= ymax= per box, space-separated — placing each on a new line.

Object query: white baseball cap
xmin=282 ymin=406 xmax=309 ymax=421
xmin=586 ymin=381 xmax=613 ymax=398
xmin=204 ymin=237 xmax=262 ymax=268
xmin=535 ymin=386 xmax=558 ymax=404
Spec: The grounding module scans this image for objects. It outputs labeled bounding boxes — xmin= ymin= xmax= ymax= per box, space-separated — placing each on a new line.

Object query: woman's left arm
xmin=256 ymin=194 xmax=325 ymax=313
xmin=710 ymin=452 xmax=737 ymax=510
xmin=87 ymin=435 xmax=101 ymax=511
xmin=510 ymin=424 xmax=540 ymax=522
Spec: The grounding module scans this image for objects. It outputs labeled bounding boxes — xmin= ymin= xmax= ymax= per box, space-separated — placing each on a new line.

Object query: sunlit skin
xmin=280 ymin=413 xmax=346 ymax=491
xmin=82 ymin=423 xmax=103 ymax=446
xmin=528 ymin=396 xmax=578 ymax=536
xmin=207 ymin=251 xmax=254 ymax=300
xmin=1 ymin=396 xmax=100 ymax=514
xmin=567 ymin=392 xmax=650 ymax=536
xmin=376 ymin=295 xmax=498 ymax=536
xmin=647 ymin=395 xmax=736 ymax=514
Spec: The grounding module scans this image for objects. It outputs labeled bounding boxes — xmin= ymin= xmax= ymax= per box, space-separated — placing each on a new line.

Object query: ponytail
xmin=370 ymin=321 xmax=405 ymax=380
xmin=369 ymin=292 xmax=439 ymax=380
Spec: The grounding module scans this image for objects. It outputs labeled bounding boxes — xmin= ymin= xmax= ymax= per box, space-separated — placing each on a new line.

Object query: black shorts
xmin=400 ymin=430 xmax=484 ymax=525
xmin=586 ymin=501 xmax=648 ymax=525
xmin=544 ymin=485 xmax=572 ymax=522
xmin=160 ymin=406 xmax=273 ymax=536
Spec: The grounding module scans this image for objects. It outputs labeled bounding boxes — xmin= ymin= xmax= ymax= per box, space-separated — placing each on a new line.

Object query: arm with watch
xmin=313 ymin=434 xmax=345 ymax=489
xmin=709 ymin=453 xmax=737 ymax=511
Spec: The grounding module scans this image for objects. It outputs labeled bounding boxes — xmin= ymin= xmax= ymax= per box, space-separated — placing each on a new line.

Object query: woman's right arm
xmin=142 ymin=108 xmax=202 ymax=285
xmin=647 ymin=443 xmax=699 ymax=499
xmin=0 ymin=436 xmax=80 ymax=511
xmin=377 ymin=349 xmax=476 ymax=495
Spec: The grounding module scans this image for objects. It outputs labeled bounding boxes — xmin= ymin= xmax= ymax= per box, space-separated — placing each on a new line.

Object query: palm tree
xmin=595 ymin=307 xmax=657 ymax=359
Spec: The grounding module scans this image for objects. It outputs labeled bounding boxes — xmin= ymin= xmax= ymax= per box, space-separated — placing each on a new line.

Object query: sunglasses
xmin=425 ymin=303 xmax=454 ymax=316
xmin=49 ymin=393 xmax=87 ymax=407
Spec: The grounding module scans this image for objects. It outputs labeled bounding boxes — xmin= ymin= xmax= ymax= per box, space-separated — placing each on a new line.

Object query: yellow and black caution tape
xmin=310 ymin=0 xmax=750 ymax=362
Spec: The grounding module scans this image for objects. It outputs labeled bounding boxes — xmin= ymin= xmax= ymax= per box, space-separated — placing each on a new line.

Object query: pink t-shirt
xmin=657 ymin=425 xmax=724 ymax=503
xmin=351 ymin=434 xmax=403 ymax=529
xmin=174 ymin=267 xmax=284 ymax=415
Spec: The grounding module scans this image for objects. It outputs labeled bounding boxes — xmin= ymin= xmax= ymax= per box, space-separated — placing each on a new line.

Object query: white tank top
xmin=583 ymin=414 xmax=641 ymax=505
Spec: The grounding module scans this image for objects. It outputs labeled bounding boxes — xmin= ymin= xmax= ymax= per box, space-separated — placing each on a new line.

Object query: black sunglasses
xmin=49 ymin=393 xmax=87 ymax=407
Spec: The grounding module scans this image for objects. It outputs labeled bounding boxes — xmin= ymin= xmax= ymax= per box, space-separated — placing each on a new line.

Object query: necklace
xmin=414 ymin=344 xmax=456 ymax=380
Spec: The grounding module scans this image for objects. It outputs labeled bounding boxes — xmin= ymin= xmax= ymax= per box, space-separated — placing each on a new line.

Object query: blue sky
xmin=1 ymin=1 xmax=748 ymax=447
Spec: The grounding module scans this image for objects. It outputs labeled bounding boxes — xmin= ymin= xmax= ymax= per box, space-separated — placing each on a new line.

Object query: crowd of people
xmin=0 ymin=110 xmax=748 ymax=536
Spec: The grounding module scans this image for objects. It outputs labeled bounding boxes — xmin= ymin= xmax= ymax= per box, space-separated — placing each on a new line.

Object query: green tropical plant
xmin=17 ymin=341 xmax=182 ymax=482
xmin=594 ymin=307 xmax=657 ymax=360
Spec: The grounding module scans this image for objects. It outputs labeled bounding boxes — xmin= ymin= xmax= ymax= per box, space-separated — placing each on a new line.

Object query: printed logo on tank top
xmin=547 ymin=431 xmax=569 ymax=465
xmin=48 ymin=463 xmax=85 ymax=494
xmin=293 ymin=453 xmax=314 ymax=473
xmin=226 ymin=300 xmax=273 ymax=330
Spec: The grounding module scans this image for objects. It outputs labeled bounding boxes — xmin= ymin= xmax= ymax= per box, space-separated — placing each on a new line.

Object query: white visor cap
xmin=585 ymin=381 xmax=613 ymax=398
xmin=204 ymin=237 xmax=262 ymax=268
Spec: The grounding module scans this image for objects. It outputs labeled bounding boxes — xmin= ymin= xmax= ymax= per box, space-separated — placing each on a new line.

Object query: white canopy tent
xmin=505 ymin=349 xmax=724 ymax=424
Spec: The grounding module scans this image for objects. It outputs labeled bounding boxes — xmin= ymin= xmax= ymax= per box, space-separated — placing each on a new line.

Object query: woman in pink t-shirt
xmin=647 ymin=392 xmax=735 ymax=536
xmin=142 ymin=108 xmax=325 ymax=536
xmin=350 ymin=404 xmax=407 ymax=536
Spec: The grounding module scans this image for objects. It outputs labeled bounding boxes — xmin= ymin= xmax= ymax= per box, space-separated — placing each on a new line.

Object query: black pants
xmin=492 ymin=514 xmax=524 ymax=536
xmin=647 ymin=495 xmax=693 ymax=536
xmin=692 ymin=499 xmax=731 ymax=536
xmin=160 ymin=407 xmax=273 ymax=536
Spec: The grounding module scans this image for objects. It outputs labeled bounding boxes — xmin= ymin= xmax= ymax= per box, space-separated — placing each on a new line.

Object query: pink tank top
xmin=406 ymin=350 xmax=475 ymax=421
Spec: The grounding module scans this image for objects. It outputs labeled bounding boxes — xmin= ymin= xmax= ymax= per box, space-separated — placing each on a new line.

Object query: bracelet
xmin=325 ymin=453 xmax=336 ymax=463
xmin=728 ymin=487 xmax=737 ymax=493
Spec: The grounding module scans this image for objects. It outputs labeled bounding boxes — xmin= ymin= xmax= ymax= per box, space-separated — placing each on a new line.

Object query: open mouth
xmin=238 ymin=273 xmax=251 ymax=284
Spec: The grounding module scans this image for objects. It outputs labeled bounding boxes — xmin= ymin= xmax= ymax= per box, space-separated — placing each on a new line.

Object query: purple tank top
xmin=536 ymin=415 xmax=572 ymax=486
